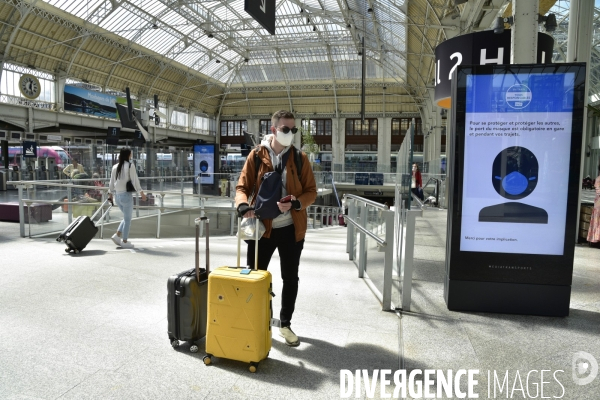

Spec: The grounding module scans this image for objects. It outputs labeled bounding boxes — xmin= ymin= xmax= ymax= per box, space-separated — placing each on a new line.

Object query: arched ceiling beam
xmin=2 ymin=0 xmax=39 ymax=62
xmin=87 ymin=0 xmax=121 ymax=26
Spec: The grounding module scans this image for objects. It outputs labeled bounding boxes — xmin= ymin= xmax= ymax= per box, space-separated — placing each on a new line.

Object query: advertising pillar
xmin=444 ymin=64 xmax=586 ymax=317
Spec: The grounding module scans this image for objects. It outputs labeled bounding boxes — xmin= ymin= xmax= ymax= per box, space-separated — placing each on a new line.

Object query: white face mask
xmin=275 ymin=131 xmax=293 ymax=147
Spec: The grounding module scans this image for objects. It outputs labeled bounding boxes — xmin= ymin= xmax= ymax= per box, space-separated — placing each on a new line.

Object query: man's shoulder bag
xmin=253 ymin=149 xmax=292 ymax=220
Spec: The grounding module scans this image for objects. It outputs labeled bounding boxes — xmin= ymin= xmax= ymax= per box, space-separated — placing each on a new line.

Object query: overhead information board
xmin=245 ymin=0 xmax=275 ymax=35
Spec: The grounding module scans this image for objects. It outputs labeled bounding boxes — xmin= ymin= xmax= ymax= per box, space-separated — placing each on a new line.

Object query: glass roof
xmin=549 ymin=0 xmax=600 ymax=101
xmin=43 ymin=0 xmax=407 ymax=85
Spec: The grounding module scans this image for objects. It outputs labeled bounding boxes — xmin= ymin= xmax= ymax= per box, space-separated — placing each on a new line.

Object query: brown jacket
xmin=235 ymin=145 xmax=317 ymax=242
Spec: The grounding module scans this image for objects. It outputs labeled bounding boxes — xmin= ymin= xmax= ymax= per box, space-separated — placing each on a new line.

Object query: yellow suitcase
xmin=203 ymin=218 xmax=274 ymax=373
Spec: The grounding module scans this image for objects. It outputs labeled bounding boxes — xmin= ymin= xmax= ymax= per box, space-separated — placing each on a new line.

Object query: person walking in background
xmin=235 ymin=110 xmax=317 ymax=347
xmin=411 ymin=163 xmax=424 ymax=201
xmin=587 ymin=165 xmax=600 ymax=247
xmin=108 ymin=148 xmax=146 ymax=249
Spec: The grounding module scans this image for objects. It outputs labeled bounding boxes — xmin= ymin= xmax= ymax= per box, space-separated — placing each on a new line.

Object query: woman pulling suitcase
xmin=107 ymin=148 xmax=147 ymax=249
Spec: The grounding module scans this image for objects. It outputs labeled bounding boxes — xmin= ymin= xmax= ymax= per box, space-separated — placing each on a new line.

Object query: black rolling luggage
xmin=167 ymin=216 xmax=210 ymax=353
xmin=56 ymin=198 xmax=113 ymax=254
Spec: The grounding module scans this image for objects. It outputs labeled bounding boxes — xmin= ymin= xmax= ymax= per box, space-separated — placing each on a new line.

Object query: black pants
xmin=411 ymin=187 xmax=424 ymax=201
xmin=246 ymin=224 xmax=304 ymax=328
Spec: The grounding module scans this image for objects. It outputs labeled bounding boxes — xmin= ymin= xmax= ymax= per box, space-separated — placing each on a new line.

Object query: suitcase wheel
xmin=65 ymin=248 xmax=70 ymax=253
xmin=202 ymin=355 xmax=211 ymax=365
xmin=249 ymin=362 xmax=258 ymax=373
xmin=171 ymin=340 xmax=180 ymax=349
xmin=189 ymin=344 xmax=199 ymax=353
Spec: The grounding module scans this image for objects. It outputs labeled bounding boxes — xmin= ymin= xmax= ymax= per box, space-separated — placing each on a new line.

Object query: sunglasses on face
xmin=277 ymin=126 xmax=298 ymax=134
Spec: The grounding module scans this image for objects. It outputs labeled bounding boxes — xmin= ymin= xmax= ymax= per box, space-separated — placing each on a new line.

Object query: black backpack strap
xmin=254 ymin=145 xmax=302 ymax=182
xmin=254 ymin=148 xmax=261 ymax=181
xmin=293 ymin=146 xmax=303 ymax=181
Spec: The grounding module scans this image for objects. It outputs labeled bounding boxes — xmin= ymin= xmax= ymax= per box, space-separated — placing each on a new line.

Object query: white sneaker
xmin=111 ymin=234 xmax=122 ymax=246
xmin=121 ymin=241 xmax=134 ymax=249
xmin=279 ymin=326 xmax=300 ymax=347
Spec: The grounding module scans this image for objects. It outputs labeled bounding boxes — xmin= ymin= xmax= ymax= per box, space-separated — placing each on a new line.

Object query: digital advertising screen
xmin=447 ymin=64 xmax=585 ymax=285
xmin=461 ymin=72 xmax=574 ymax=256
xmin=193 ymin=144 xmax=215 ymax=185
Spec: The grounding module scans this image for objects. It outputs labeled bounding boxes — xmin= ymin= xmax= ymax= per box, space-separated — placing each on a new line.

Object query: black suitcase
xmin=167 ymin=216 xmax=210 ymax=353
xmin=56 ymin=199 xmax=113 ymax=254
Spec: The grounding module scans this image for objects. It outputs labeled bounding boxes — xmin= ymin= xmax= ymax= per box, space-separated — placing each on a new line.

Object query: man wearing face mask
xmin=235 ymin=110 xmax=317 ymax=347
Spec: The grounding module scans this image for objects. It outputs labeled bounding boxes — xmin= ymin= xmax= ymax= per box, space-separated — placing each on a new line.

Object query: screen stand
xmin=444 ymin=278 xmax=571 ymax=317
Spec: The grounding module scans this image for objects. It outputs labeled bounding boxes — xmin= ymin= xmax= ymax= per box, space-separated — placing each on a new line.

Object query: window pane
xmin=401 ymin=119 xmax=409 ymax=135
xmin=370 ymin=119 xmax=377 ymax=135
xmin=221 ymin=121 xmax=227 ymax=136
xmin=317 ymin=120 xmax=324 ymax=135
xmin=346 ymin=119 xmax=353 ymax=135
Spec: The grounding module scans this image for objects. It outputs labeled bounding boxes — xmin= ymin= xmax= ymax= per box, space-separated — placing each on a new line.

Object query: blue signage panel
xmin=194 ymin=144 xmax=215 ymax=185
xmin=132 ymin=130 xmax=146 ymax=147
xmin=23 ymin=141 xmax=37 ymax=158
xmin=369 ymin=173 xmax=384 ymax=185
xmin=107 ymin=127 xmax=120 ymax=145
xmin=355 ymin=173 xmax=369 ymax=185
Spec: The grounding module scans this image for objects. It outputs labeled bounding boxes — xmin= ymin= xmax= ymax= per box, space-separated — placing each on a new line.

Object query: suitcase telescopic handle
xmin=194 ymin=217 xmax=209 ymax=282
xmin=236 ymin=216 xmax=259 ymax=271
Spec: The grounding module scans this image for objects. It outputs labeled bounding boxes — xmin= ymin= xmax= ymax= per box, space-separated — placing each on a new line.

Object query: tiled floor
xmin=1 ymin=202 xmax=599 ymax=399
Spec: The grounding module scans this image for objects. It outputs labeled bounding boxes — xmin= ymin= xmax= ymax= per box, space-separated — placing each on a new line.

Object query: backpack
xmin=252 ymin=146 xmax=303 ymax=220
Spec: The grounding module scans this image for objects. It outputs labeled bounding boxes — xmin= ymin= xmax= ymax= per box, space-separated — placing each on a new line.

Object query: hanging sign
xmin=23 ymin=141 xmax=37 ymax=158
xmin=244 ymin=0 xmax=276 ymax=35
xmin=434 ymin=30 xmax=554 ymax=109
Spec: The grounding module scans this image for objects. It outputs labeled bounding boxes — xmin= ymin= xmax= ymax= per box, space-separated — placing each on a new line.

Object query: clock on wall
xmin=19 ymin=74 xmax=41 ymax=99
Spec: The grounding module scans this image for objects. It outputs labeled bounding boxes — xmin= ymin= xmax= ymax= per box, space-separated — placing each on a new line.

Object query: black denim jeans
xmin=246 ymin=223 xmax=304 ymax=328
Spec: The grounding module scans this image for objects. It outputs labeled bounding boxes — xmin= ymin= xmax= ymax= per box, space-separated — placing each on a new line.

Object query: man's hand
xmin=277 ymin=195 xmax=296 ymax=213
xmin=141 ymin=193 xmax=147 ymax=202
xmin=237 ymin=203 xmax=255 ymax=219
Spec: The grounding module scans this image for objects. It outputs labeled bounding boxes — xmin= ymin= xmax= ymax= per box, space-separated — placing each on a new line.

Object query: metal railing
xmin=6 ymin=178 xmax=238 ymax=238
xmin=6 ymin=174 xmax=342 ymax=238
xmin=392 ymin=190 xmax=424 ymax=312
xmin=345 ymin=194 xmax=394 ymax=310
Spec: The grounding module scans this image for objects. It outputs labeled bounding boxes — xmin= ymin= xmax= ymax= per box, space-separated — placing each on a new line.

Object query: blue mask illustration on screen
xmin=479 ymin=146 xmax=548 ymax=224
xmin=200 ymin=160 xmax=209 ymax=173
